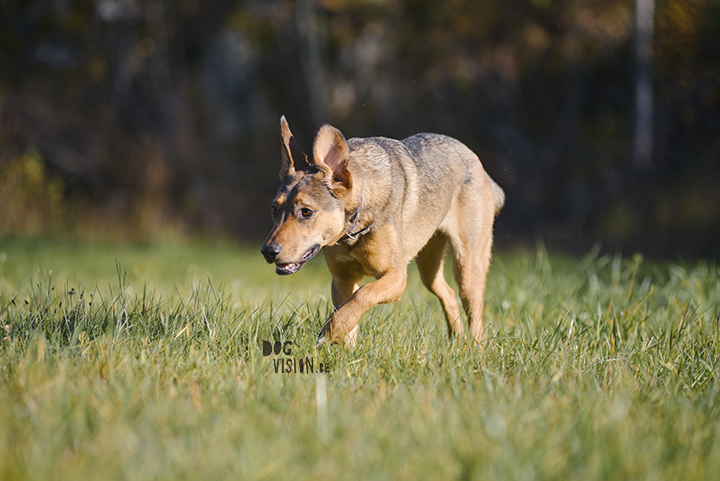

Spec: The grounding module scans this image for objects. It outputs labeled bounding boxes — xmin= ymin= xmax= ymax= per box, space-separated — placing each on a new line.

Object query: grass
xmin=1 ymin=236 xmax=719 ymax=480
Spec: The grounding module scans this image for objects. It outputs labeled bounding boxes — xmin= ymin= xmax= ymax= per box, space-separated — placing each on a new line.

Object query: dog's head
xmin=261 ymin=116 xmax=353 ymax=275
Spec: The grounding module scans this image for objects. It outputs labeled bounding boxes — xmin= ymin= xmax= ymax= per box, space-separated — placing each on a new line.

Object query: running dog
xmin=261 ymin=116 xmax=504 ymax=347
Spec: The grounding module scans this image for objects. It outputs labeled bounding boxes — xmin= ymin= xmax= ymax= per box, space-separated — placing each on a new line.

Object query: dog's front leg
xmin=329 ymin=276 xmax=361 ymax=346
xmin=319 ymin=268 xmax=407 ymax=347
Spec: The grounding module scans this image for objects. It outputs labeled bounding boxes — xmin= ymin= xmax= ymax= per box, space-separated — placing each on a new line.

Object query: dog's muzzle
xmin=261 ymin=244 xmax=320 ymax=275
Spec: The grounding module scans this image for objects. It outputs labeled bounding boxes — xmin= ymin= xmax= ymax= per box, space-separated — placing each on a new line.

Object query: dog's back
xmin=349 ymin=133 xmax=504 ymax=213
xmin=344 ymin=133 xmax=503 ymax=262
xmin=402 ymin=133 xmax=505 ymax=215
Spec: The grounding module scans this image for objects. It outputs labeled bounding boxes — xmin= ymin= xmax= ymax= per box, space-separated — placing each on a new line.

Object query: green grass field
xmin=1 ymin=236 xmax=719 ymax=480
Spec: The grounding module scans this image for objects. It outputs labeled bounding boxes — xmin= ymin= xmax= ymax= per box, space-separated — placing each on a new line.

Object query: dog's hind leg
xmin=447 ymin=185 xmax=496 ymax=344
xmin=451 ymin=237 xmax=492 ymax=343
xmin=416 ymin=232 xmax=463 ymax=337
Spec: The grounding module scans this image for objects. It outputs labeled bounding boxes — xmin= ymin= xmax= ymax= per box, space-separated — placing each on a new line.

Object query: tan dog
xmin=261 ymin=116 xmax=504 ymax=347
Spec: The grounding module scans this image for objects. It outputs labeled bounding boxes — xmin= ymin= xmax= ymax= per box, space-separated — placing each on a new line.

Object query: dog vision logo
xmin=262 ymin=340 xmax=331 ymax=374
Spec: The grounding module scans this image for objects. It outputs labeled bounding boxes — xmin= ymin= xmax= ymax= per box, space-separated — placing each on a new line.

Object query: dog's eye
xmin=271 ymin=204 xmax=279 ymax=218
xmin=299 ymin=207 xmax=314 ymax=219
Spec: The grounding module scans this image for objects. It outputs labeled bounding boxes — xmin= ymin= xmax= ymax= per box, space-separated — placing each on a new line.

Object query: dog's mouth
xmin=275 ymin=244 xmax=320 ymax=275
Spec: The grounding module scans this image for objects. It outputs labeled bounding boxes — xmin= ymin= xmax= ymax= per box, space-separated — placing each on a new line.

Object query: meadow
xmin=0 ymin=236 xmax=719 ymax=480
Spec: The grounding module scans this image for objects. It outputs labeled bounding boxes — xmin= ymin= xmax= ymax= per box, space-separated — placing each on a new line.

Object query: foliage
xmin=0 ymin=149 xmax=66 ymax=234
xmin=1 ymin=238 xmax=719 ymax=479
xmin=0 ymin=1 xmax=719 ymax=256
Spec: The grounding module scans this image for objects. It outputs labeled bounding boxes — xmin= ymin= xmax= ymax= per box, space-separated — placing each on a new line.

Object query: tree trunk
xmin=634 ymin=0 xmax=655 ymax=169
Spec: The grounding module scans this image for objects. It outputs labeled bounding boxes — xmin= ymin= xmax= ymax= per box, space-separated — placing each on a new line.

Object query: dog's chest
xmin=326 ymin=244 xmax=380 ymax=278
xmin=332 ymin=253 xmax=355 ymax=264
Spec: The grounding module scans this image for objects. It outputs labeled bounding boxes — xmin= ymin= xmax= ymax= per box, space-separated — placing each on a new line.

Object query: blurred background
xmin=0 ymin=0 xmax=718 ymax=259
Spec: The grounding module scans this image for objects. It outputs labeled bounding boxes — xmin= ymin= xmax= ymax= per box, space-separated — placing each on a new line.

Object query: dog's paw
xmin=317 ymin=318 xmax=335 ymax=349
xmin=316 ymin=330 xmax=328 ymax=349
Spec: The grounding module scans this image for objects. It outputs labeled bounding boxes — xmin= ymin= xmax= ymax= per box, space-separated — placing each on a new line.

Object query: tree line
xmin=0 ymin=0 xmax=718 ymax=257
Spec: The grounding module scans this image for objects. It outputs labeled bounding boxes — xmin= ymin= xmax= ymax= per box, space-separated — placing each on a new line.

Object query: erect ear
xmin=313 ymin=124 xmax=352 ymax=192
xmin=279 ymin=115 xmax=310 ymax=179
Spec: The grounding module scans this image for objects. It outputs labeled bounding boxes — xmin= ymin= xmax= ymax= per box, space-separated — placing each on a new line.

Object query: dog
xmin=261 ymin=116 xmax=504 ymax=347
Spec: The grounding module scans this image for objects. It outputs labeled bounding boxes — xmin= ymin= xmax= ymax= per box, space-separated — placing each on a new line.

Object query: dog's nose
xmin=261 ymin=243 xmax=282 ymax=263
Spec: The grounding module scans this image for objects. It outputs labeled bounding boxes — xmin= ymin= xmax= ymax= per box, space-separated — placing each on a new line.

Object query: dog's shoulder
xmin=346 ymin=136 xmax=413 ymax=173
xmin=347 ymin=136 xmax=408 ymax=157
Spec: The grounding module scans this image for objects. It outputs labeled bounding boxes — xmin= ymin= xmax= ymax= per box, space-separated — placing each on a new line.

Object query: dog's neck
xmin=336 ymin=189 xmax=372 ymax=244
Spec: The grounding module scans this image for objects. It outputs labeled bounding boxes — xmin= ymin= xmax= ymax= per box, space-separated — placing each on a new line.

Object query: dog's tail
xmin=489 ymin=177 xmax=505 ymax=216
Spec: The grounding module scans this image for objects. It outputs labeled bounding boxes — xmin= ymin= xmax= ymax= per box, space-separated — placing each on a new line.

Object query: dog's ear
xmin=280 ymin=116 xmax=310 ymax=179
xmin=313 ymin=124 xmax=352 ymax=192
